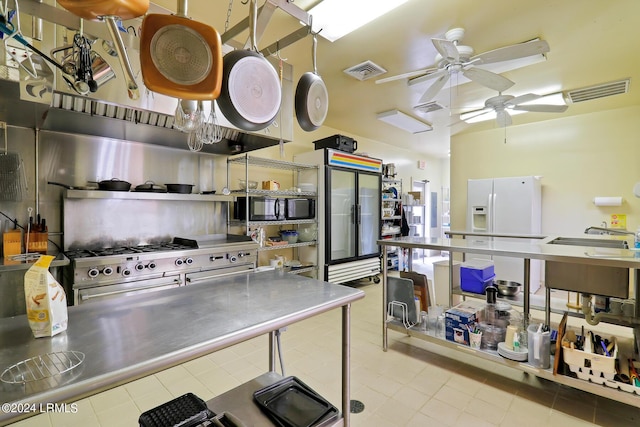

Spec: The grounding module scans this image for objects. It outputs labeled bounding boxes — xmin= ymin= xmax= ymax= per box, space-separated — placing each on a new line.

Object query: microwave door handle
xmin=275 ymin=199 xmax=280 ymax=219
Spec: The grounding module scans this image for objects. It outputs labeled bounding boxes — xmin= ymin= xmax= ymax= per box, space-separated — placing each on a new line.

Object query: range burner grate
xmin=65 ymin=242 xmax=196 ymax=259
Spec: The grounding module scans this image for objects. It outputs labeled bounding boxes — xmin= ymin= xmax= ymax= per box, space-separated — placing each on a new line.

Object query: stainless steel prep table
xmin=378 ymin=235 xmax=640 ymax=407
xmin=0 ymin=270 xmax=364 ymax=426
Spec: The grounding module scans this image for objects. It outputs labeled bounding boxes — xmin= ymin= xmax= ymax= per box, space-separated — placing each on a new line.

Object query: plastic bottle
xmin=635 ymin=227 xmax=640 ymax=249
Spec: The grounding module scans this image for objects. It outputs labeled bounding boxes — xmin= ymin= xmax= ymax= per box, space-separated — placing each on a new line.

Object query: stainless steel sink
xmin=547 ymin=236 xmax=629 ymax=249
xmin=545 ymin=236 xmax=630 ymax=298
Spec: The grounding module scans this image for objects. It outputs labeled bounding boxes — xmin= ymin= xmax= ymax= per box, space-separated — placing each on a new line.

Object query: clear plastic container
xmin=527 ymin=324 xmax=551 ymax=369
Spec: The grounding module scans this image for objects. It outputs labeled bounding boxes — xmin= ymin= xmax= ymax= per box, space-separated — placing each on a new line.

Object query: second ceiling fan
xmin=376 ymin=28 xmax=550 ymax=104
xmin=460 ymin=92 xmax=569 ymax=127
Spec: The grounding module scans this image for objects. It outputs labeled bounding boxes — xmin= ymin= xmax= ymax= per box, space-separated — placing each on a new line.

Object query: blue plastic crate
xmin=460 ymin=260 xmax=495 ymax=294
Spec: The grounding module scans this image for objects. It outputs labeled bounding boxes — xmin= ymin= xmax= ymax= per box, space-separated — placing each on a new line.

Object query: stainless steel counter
xmin=0 ymin=271 xmax=364 ymax=426
xmin=0 ymin=252 xmax=69 ymax=273
xmin=378 ymin=236 xmax=640 ymax=268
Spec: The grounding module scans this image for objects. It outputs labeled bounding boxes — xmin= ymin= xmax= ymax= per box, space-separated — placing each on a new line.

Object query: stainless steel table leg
xmin=545 ymin=286 xmax=551 ymax=327
xmin=383 ymin=248 xmax=388 ymax=351
xmin=523 ymin=258 xmax=531 ymax=321
xmin=268 ymin=331 xmax=276 ymax=372
xmin=448 ymin=255 xmax=453 ymax=308
xmin=342 ymin=303 xmax=351 ymax=427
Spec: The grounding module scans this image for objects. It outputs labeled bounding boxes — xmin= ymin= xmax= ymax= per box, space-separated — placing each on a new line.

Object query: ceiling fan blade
xmin=462 ymin=67 xmax=514 ymax=92
xmin=459 ymin=107 xmax=493 ymax=121
xmin=432 ymin=38 xmax=459 ymax=62
xmin=375 ymin=68 xmax=434 ymax=84
xmin=513 ymin=104 xmax=569 ymax=113
xmin=472 ymin=39 xmax=550 ymax=65
xmin=408 ymin=68 xmax=447 ymax=86
xmin=496 ymin=110 xmax=512 ymax=127
xmin=417 ymin=73 xmax=449 ymax=104
xmin=505 ymin=93 xmax=541 ymax=107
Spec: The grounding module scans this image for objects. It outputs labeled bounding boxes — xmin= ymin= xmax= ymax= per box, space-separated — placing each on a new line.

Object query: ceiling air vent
xmin=343 ymin=60 xmax=387 ymax=81
xmin=413 ymin=101 xmax=445 ymax=114
xmin=565 ymin=79 xmax=630 ymax=103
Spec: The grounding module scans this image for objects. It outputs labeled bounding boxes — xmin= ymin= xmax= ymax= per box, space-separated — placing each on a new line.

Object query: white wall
xmin=450 ymin=105 xmax=640 ymax=236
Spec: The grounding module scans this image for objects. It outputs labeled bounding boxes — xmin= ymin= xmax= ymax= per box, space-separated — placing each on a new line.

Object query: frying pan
xmin=165 ymin=183 xmax=193 ymax=194
xmin=217 ymin=0 xmax=281 ymax=131
xmin=139 ymin=0 xmax=222 ymax=100
xmin=57 ymin=0 xmax=149 ymax=100
xmin=48 ymin=181 xmax=97 ymax=190
xmin=295 ymin=30 xmax=328 ymax=132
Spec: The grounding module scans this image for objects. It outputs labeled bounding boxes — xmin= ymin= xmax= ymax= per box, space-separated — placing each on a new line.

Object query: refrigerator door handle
xmin=351 ymin=204 xmax=356 ymax=224
xmin=485 ymin=193 xmax=495 ymax=233
xmin=357 ymin=204 xmax=362 ymax=225
xmin=491 ymin=192 xmax=497 ymax=233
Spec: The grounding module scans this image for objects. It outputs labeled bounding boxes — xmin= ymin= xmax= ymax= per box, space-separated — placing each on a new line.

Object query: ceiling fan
xmin=460 ymin=92 xmax=569 ymax=127
xmin=375 ymin=28 xmax=550 ymax=104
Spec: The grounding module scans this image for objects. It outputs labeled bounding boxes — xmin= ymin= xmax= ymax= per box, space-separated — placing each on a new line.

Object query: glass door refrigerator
xmin=295 ymin=148 xmax=382 ymax=283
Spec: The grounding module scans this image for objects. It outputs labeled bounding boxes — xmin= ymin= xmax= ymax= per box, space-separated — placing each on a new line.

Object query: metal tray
xmin=253 ymin=376 xmax=338 ymax=427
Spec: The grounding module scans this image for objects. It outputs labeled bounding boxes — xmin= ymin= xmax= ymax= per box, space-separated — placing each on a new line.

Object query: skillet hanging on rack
xmin=217 ymin=0 xmax=281 ymax=131
xmin=295 ymin=25 xmax=328 ymax=132
xmin=139 ymin=0 xmax=223 ymax=100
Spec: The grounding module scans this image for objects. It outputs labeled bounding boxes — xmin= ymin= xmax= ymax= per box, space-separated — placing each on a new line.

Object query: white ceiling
xmin=153 ymin=0 xmax=640 ymax=159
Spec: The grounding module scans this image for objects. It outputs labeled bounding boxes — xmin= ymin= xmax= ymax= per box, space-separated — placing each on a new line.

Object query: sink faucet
xmin=584 ymin=226 xmax=635 ymax=237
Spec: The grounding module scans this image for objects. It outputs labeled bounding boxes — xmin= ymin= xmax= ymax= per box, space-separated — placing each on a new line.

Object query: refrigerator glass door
xmin=358 ymin=173 xmax=381 ymax=257
xmin=329 ymin=169 xmax=356 ymax=261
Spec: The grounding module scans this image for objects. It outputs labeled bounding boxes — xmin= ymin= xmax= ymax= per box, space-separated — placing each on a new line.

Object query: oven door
xmin=185 ymin=264 xmax=254 ymax=285
xmin=75 ymin=275 xmax=182 ymax=305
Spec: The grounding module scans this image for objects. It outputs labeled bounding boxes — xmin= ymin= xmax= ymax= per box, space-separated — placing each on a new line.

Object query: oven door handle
xmin=186 ymin=266 xmax=253 ymax=285
xmin=80 ymin=278 xmax=183 ymax=301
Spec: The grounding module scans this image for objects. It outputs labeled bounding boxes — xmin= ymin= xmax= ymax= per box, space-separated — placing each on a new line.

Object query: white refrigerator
xmin=466 ymin=176 xmax=542 ymax=292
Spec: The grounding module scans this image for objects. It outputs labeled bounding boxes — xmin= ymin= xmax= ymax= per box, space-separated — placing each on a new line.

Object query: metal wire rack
xmin=0 ymin=351 xmax=85 ymax=384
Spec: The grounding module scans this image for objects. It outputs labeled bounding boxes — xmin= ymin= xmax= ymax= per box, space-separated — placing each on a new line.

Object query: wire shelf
xmin=1 ymin=351 xmax=85 ymax=384
xmin=228 ymin=155 xmax=318 ymax=171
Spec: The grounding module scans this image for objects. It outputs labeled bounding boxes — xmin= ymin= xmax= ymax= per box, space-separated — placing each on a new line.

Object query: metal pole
xmin=268 ymin=331 xmax=276 ymax=372
xmin=523 ymin=258 xmax=531 ymax=320
xmin=382 ymin=247 xmax=388 ymax=351
xmin=342 ymin=304 xmax=351 ymax=427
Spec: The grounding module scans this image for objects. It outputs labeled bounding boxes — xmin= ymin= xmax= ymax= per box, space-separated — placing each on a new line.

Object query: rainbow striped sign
xmin=327 ymin=150 xmax=383 ymax=173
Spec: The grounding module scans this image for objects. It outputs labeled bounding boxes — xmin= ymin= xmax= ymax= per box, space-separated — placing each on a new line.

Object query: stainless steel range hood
xmin=1 ymin=0 xmax=294 ymax=156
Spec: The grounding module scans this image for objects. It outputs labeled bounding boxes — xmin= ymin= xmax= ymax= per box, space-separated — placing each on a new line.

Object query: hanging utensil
xmin=0 ymin=122 xmax=26 ymax=201
xmin=174 ymin=99 xmax=203 ymax=133
xmin=72 ymin=21 xmax=98 ymax=95
xmin=196 ymin=100 xmax=222 ymax=144
xmin=217 ymin=0 xmax=281 ymax=131
xmin=2 ymin=0 xmax=36 ymax=78
xmin=57 ymin=0 xmax=148 ymax=100
xmin=140 ymin=0 xmax=222 ymax=100
xmin=295 ymin=23 xmax=329 ymax=132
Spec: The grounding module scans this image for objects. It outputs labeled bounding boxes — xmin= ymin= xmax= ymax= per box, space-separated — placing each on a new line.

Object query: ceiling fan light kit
xmin=377 ymin=109 xmax=432 ymax=133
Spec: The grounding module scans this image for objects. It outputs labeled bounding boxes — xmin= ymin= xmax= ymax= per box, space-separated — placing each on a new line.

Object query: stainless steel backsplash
xmin=2 ymin=127 xmax=228 ymax=252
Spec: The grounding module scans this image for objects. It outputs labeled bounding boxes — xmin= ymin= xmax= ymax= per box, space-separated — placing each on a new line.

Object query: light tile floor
xmin=9 ymin=279 xmax=640 ymax=427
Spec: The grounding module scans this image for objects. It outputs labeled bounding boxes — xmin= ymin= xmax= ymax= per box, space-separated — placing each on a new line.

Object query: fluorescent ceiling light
xmin=309 ymin=0 xmax=409 ymax=42
xmin=377 ymin=109 xmax=432 ymax=133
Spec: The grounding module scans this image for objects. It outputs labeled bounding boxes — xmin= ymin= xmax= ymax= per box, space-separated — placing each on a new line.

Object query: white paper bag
xmin=24 ymin=255 xmax=68 ymax=338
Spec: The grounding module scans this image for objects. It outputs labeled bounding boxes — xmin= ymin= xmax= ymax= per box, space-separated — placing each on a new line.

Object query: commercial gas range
xmin=66 ymin=234 xmax=258 ymax=305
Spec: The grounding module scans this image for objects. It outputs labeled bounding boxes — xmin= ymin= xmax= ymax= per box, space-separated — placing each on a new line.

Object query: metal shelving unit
xmin=227 ymin=154 xmax=319 ymax=277
xmin=382 ymin=178 xmax=402 ymax=270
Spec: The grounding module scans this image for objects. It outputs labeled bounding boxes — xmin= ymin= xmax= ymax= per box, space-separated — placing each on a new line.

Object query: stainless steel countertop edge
xmin=378 ymin=237 xmax=640 ymax=268
xmin=0 ymin=272 xmax=364 ymax=425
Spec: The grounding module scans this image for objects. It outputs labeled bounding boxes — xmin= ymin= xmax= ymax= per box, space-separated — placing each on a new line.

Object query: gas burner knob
xmin=175 ymin=258 xmax=184 ymax=266
xmin=229 ymin=255 xmax=238 ymax=263
xmin=135 ymin=263 xmax=145 ymax=271
xmin=88 ymin=268 xmax=99 ymax=278
xmin=148 ymin=261 xmax=157 ymax=270
xmin=185 ymin=257 xmax=194 ymax=265
xmin=102 ymin=266 xmax=113 ymax=276
xmin=122 ymin=268 xmax=131 ymax=277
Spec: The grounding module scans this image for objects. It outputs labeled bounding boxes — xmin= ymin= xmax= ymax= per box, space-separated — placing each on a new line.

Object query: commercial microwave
xmin=285 ymin=198 xmax=315 ymax=220
xmin=234 ymin=197 xmax=285 ymax=221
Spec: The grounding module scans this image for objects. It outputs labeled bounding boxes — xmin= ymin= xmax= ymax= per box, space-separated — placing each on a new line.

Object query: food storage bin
xmin=460 ymin=259 xmax=495 ymax=294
